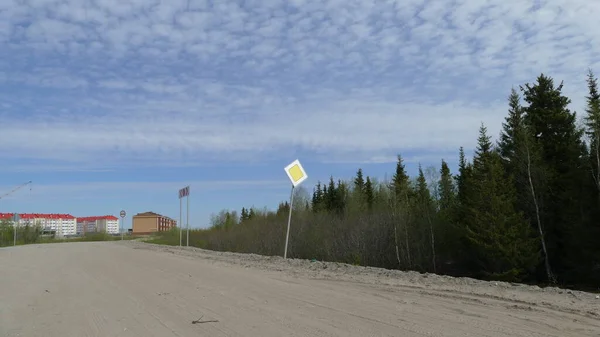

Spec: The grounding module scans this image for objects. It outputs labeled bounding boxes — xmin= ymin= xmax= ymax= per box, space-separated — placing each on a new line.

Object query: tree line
xmin=156 ymin=71 xmax=600 ymax=289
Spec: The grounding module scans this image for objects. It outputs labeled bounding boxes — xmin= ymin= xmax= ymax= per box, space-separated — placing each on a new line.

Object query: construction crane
xmin=0 ymin=181 xmax=32 ymax=246
xmin=0 ymin=181 xmax=33 ymax=201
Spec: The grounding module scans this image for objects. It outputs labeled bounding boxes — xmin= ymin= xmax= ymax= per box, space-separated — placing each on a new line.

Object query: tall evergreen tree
xmin=240 ymin=207 xmax=249 ymax=222
xmin=312 ymin=182 xmax=324 ymax=212
xmin=437 ymin=159 xmax=459 ymax=271
xmin=463 ymin=124 xmax=540 ymax=281
xmin=364 ymin=176 xmax=374 ymax=210
xmin=582 ymin=69 xmax=600 ymax=283
xmin=438 ymin=160 xmax=455 ymax=212
xmin=335 ymin=180 xmax=349 ymax=214
xmin=497 ymin=90 xmax=554 ymax=283
xmin=417 ymin=164 xmax=437 ymax=272
xmin=455 ymin=146 xmax=473 ymax=231
xmin=498 ymin=88 xmax=524 ymax=165
xmin=392 ymin=154 xmax=411 ymax=199
xmin=354 ymin=168 xmax=365 ymax=194
xmin=353 ymin=168 xmax=366 ymax=210
xmin=585 ymin=69 xmax=600 ymax=192
xmin=455 ymin=147 xmax=471 ymax=206
xmin=520 ymin=74 xmax=588 ymax=283
xmin=416 ymin=165 xmax=430 ymax=202
xmin=390 ymin=154 xmax=414 ymax=268
xmin=326 ymin=177 xmax=337 ymax=212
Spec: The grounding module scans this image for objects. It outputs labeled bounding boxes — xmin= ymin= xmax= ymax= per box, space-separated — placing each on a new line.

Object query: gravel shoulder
xmin=1 ymin=241 xmax=598 ymax=337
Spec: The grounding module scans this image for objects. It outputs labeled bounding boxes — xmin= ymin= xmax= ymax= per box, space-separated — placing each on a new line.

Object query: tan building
xmin=132 ymin=212 xmax=177 ymax=235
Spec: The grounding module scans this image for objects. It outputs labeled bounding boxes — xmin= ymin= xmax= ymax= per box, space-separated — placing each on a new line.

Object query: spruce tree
xmin=498 ymin=88 xmax=524 ymax=166
xmin=438 ymin=160 xmax=455 ymax=212
xmin=335 ymin=180 xmax=348 ymax=214
xmin=354 ymin=168 xmax=365 ymax=194
xmin=455 ymin=147 xmax=471 ymax=206
xmin=520 ymin=73 xmax=588 ymax=283
xmin=240 ymin=207 xmax=249 ymax=222
xmin=417 ymin=164 xmax=437 ymax=272
xmin=365 ymin=176 xmax=374 ymax=210
xmin=392 ymin=154 xmax=411 ymax=199
xmin=312 ymin=182 xmax=324 ymax=212
xmin=353 ymin=168 xmax=366 ymax=210
xmin=438 ymin=159 xmax=459 ymax=269
xmin=585 ymin=69 xmax=600 ymax=192
xmin=582 ymin=69 xmax=600 ymax=284
xmin=455 ymin=146 xmax=473 ymax=230
xmin=464 ymin=124 xmax=539 ymax=281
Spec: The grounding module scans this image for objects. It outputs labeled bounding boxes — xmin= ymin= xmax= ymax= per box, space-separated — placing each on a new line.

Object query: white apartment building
xmin=77 ymin=215 xmax=120 ymax=235
xmin=1 ymin=213 xmax=78 ymax=236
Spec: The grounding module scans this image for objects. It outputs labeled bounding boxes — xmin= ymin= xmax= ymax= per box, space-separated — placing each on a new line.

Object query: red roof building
xmin=77 ymin=215 xmax=119 ymax=222
xmin=0 ymin=213 xmax=76 ymax=220
xmin=0 ymin=213 xmax=78 ymax=236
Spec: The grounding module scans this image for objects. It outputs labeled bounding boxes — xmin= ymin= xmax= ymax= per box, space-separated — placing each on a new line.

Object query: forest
xmin=157 ymin=71 xmax=600 ymax=290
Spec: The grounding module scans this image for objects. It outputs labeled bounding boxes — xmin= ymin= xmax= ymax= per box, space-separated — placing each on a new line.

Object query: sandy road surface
xmin=1 ymin=242 xmax=599 ymax=337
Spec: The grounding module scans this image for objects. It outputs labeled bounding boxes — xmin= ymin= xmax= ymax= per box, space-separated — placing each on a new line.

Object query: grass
xmin=145 ymin=228 xmax=187 ymax=246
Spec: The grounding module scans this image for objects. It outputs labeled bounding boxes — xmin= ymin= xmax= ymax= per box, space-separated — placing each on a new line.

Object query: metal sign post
xmin=179 ymin=196 xmax=183 ymax=246
xmin=120 ymin=210 xmax=126 ymax=240
xmin=283 ymin=159 xmax=308 ymax=259
xmin=12 ymin=213 xmax=20 ymax=246
xmin=178 ymin=185 xmax=190 ymax=247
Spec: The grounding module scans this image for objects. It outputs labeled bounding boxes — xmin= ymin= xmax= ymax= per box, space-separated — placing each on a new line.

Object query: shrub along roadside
xmin=150 ymin=71 xmax=600 ymax=292
xmin=0 ymin=221 xmax=136 ymax=247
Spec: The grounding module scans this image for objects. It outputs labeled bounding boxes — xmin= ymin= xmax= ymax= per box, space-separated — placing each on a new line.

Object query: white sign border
xmin=284 ymin=159 xmax=308 ymax=187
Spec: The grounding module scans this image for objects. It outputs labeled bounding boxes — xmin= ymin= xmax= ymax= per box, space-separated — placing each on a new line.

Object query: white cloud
xmin=0 ymin=179 xmax=285 ymax=201
xmin=0 ymin=0 xmax=599 ymax=169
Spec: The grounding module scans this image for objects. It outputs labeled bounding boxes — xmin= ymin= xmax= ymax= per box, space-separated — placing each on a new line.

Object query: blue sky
xmin=0 ymin=0 xmax=599 ymax=228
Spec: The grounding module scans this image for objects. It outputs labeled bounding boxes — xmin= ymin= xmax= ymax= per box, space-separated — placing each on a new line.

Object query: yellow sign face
xmin=284 ymin=159 xmax=308 ymax=187
xmin=288 ymin=164 xmax=304 ymax=182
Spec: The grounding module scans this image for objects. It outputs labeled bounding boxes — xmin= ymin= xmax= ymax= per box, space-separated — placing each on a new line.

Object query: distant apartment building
xmin=132 ymin=211 xmax=177 ymax=234
xmin=76 ymin=215 xmax=120 ymax=235
xmin=0 ymin=213 xmax=77 ymax=236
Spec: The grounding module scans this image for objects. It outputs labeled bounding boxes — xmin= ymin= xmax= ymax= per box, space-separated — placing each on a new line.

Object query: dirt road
xmin=1 ymin=242 xmax=598 ymax=337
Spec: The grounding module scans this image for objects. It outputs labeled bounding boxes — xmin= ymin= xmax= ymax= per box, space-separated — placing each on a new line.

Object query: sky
xmin=0 ymin=0 xmax=599 ymax=229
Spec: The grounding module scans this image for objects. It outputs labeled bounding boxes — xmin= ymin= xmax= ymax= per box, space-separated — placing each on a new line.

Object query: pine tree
xmin=365 ymin=176 xmax=374 ymax=210
xmin=437 ymin=159 xmax=459 ymax=270
xmin=438 ymin=160 xmax=455 ymax=212
xmin=455 ymin=147 xmax=471 ymax=205
xmin=390 ymin=154 xmax=414 ymax=268
xmin=585 ymin=69 xmax=600 ymax=192
xmin=581 ymin=69 xmax=600 ymax=284
xmin=463 ymin=124 xmax=540 ymax=281
xmin=455 ymin=146 xmax=473 ymax=228
xmin=326 ymin=177 xmax=337 ymax=212
xmin=240 ymin=207 xmax=249 ymax=222
xmin=353 ymin=168 xmax=366 ymax=210
xmin=354 ymin=168 xmax=365 ymax=194
xmin=392 ymin=154 xmax=411 ymax=199
xmin=417 ymin=164 xmax=437 ymax=272
xmin=520 ymin=73 xmax=588 ymax=283
xmin=276 ymin=202 xmax=290 ymax=216
xmin=498 ymin=88 xmax=524 ymax=166
xmin=473 ymin=123 xmax=493 ymax=170
xmin=312 ymin=182 xmax=324 ymax=212
xmin=335 ymin=180 xmax=348 ymax=214
xmin=416 ymin=165 xmax=429 ymax=200
xmin=498 ymin=88 xmax=553 ymax=283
